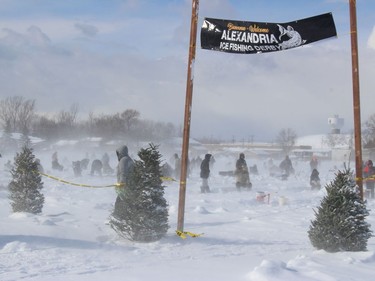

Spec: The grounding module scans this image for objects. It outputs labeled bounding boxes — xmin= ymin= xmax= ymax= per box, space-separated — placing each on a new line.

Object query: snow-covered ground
xmin=1 ymin=146 xmax=375 ymax=281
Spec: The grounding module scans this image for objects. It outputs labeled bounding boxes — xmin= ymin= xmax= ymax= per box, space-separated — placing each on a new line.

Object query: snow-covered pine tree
xmin=308 ymin=169 xmax=372 ymax=252
xmin=110 ymin=143 xmax=169 ymax=242
xmin=8 ymin=145 xmax=45 ymax=214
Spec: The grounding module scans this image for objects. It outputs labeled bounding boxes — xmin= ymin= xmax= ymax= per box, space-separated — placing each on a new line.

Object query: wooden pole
xmin=349 ymin=0 xmax=363 ymax=199
xmin=177 ymin=0 xmax=199 ymax=232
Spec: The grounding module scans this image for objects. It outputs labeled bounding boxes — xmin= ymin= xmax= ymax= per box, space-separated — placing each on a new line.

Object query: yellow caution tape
xmin=184 ymin=231 xmax=203 ymax=238
xmin=355 ymin=175 xmax=375 ymax=182
xmin=39 ymin=172 xmax=122 ymax=188
xmin=161 ymin=176 xmax=178 ymax=182
xmin=176 ymin=230 xmax=203 ymax=239
xmin=176 ymin=230 xmax=187 ymax=239
xmin=160 ymin=176 xmax=190 ymax=185
xmin=39 ymin=171 xmax=178 ymax=189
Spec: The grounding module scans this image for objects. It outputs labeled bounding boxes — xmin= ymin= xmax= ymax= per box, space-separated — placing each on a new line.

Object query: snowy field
xmin=1 ymin=147 xmax=375 ymax=281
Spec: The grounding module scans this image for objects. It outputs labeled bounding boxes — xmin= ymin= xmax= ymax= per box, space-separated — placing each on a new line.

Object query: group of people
xmin=199 ymin=152 xmax=252 ymax=193
xmin=276 ymin=155 xmax=320 ymax=191
xmin=171 ymin=153 xmax=216 ymax=181
xmin=308 ymin=157 xmax=375 ymax=199
xmin=7 ymin=142 xmax=375 ymax=199
xmin=52 ymin=151 xmax=115 ymax=177
xmin=266 ymin=156 xmax=294 ymax=180
xmin=169 ymin=152 xmax=214 ymax=193
xmin=199 ymin=153 xmax=320 ymax=194
xmin=114 ymin=148 xmax=374 ymax=199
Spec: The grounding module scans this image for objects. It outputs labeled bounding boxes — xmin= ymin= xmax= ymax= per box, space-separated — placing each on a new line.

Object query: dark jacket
xmin=363 ymin=160 xmax=375 ymax=188
xmin=310 ymin=169 xmax=320 ymax=181
xmin=310 ymin=169 xmax=321 ymax=189
xmin=279 ymin=156 xmax=293 ymax=175
xmin=235 ymin=153 xmax=248 ymax=174
xmin=200 ymin=154 xmax=211 ymax=179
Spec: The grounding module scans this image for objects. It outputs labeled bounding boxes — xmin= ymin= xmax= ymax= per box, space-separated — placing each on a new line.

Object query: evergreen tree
xmin=110 ymin=144 xmax=169 ymax=242
xmin=8 ymin=145 xmax=45 ymax=214
xmin=308 ymin=169 xmax=372 ymax=252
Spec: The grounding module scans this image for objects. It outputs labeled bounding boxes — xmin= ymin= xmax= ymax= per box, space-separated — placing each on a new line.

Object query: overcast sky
xmin=0 ymin=0 xmax=374 ymax=141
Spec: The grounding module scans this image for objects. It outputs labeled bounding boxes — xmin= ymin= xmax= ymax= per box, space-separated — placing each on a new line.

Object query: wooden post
xmin=177 ymin=0 xmax=199 ymax=232
xmin=349 ymin=0 xmax=363 ymax=199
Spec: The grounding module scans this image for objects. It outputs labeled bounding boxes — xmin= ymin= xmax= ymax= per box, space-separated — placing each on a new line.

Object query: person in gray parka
xmin=113 ymin=145 xmax=134 ymax=218
xmin=116 ymin=145 xmax=134 ymax=188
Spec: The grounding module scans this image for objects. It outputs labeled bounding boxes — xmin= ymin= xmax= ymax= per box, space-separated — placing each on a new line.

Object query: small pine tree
xmin=308 ymin=169 xmax=372 ymax=252
xmin=8 ymin=145 xmax=45 ymax=214
xmin=110 ymin=144 xmax=169 ymax=242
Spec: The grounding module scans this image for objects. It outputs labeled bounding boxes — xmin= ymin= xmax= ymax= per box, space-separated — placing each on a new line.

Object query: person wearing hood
xmin=279 ymin=155 xmax=294 ymax=178
xmin=200 ymin=154 xmax=212 ymax=193
xmin=113 ymin=145 xmax=135 ymax=217
xmin=116 ymin=145 xmax=134 ymax=187
xmin=235 ymin=153 xmax=252 ymax=190
xmin=363 ymin=159 xmax=375 ymax=199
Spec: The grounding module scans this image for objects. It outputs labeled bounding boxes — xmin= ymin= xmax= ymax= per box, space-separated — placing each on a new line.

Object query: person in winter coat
xmin=363 ymin=159 xmax=375 ymax=199
xmin=279 ymin=155 xmax=294 ymax=178
xmin=90 ymin=159 xmax=103 ymax=176
xmin=101 ymin=152 xmax=114 ymax=175
xmin=116 ymin=145 xmax=134 ymax=188
xmin=51 ymin=151 xmax=63 ymax=171
xmin=72 ymin=161 xmax=82 ymax=177
xmin=235 ymin=153 xmax=252 ymax=190
xmin=310 ymin=168 xmax=321 ymax=190
xmin=173 ymin=153 xmax=181 ymax=180
xmin=113 ymin=145 xmax=135 ymax=217
xmin=200 ymin=154 xmax=211 ymax=193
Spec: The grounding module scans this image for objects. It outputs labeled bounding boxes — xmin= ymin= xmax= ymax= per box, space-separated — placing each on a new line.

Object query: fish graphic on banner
xmin=201 ymin=13 xmax=337 ymax=54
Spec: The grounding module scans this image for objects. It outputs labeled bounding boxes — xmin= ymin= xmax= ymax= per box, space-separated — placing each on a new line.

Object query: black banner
xmin=200 ymin=13 xmax=337 ymax=54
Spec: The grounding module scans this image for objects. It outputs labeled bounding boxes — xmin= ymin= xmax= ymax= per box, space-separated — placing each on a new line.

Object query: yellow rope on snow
xmin=176 ymin=230 xmax=204 ymax=239
xmin=39 ymin=172 xmax=178 ymax=189
xmin=160 ymin=176 xmax=178 ymax=182
xmin=39 ymin=172 xmax=123 ymax=188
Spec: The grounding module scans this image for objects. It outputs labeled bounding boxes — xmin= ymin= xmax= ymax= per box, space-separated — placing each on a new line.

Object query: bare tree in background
xmin=121 ymin=109 xmax=140 ymax=133
xmin=56 ymin=103 xmax=79 ymax=128
xmin=32 ymin=115 xmax=58 ymax=140
xmin=323 ymin=133 xmax=353 ymax=150
xmin=56 ymin=103 xmax=79 ymax=138
xmin=276 ymin=128 xmax=297 ymax=155
xmin=0 ymin=96 xmax=35 ymax=133
xmin=86 ymin=112 xmax=124 ymax=138
xmin=32 ymin=104 xmax=79 ymax=140
xmin=0 ymin=96 xmax=178 ymax=142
